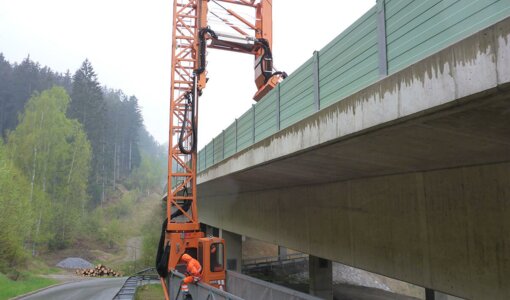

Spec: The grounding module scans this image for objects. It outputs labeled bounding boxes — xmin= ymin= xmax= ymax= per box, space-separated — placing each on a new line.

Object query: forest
xmin=0 ymin=54 xmax=166 ymax=275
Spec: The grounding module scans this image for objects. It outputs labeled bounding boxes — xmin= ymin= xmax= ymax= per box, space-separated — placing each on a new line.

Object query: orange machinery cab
xmin=198 ymin=237 xmax=226 ymax=290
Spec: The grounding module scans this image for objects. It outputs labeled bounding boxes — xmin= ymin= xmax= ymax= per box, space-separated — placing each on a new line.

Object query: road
xmin=20 ymin=277 xmax=126 ymax=300
xmin=333 ymin=284 xmax=420 ymax=300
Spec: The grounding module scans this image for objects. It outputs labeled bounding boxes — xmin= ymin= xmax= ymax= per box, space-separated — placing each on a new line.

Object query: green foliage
xmin=135 ymin=284 xmax=163 ymax=300
xmin=83 ymin=190 xmax=138 ymax=249
xmin=0 ymin=272 xmax=58 ymax=300
xmin=8 ymin=86 xmax=91 ymax=250
xmin=128 ymin=151 xmax=165 ymax=194
xmin=141 ymin=201 xmax=164 ymax=267
xmin=67 ymin=61 xmax=145 ymax=207
xmin=0 ymin=141 xmax=32 ymax=272
xmin=0 ymin=56 xmax=166 ymax=277
xmin=69 ymin=60 xmax=106 ymax=206
xmin=0 ymin=54 xmax=72 ymax=139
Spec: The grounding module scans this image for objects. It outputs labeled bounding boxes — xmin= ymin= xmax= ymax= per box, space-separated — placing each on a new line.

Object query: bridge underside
xmin=197 ymin=18 xmax=510 ymax=299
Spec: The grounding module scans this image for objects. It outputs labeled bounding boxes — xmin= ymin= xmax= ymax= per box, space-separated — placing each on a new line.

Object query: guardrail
xmin=167 ymin=270 xmax=243 ymax=300
xmin=242 ymin=254 xmax=309 ymax=276
xmin=112 ymin=268 xmax=160 ymax=300
xmin=166 ymin=269 xmax=320 ymax=300
xmin=243 ymin=253 xmax=308 ymax=267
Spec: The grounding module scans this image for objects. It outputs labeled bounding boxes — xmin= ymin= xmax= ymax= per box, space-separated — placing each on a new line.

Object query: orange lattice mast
xmin=165 ymin=0 xmax=284 ymax=276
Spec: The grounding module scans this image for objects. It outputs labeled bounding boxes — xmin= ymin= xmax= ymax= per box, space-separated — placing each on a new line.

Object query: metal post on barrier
xmin=376 ymin=0 xmax=388 ymax=77
xmin=313 ymin=51 xmax=320 ymax=111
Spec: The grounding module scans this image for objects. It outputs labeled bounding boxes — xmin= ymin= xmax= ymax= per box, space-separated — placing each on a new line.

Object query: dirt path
xmin=124 ymin=236 xmax=142 ymax=262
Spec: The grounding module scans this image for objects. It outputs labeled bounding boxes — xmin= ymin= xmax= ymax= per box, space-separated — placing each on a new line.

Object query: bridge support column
xmin=426 ymin=288 xmax=464 ymax=300
xmin=278 ymin=246 xmax=288 ymax=260
xmin=204 ymin=224 xmax=219 ymax=237
xmin=309 ymin=255 xmax=333 ymax=300
xmin=220 ymin=229 xmax=242 ymax=272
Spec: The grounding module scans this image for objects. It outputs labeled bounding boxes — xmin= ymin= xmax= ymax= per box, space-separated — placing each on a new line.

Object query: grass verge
xmin=0 ymin=272 xmax=58 ymax=300
xmin=135 ymin=284 xmax=163 ymax=300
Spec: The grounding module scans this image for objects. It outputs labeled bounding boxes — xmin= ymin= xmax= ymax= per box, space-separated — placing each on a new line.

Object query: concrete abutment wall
xmin=200 ymin=162 xmax=510 ymax=299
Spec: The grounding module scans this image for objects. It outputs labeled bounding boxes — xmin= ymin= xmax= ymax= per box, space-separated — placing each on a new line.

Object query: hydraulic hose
xmin=196 ymin=28 xmax=218 ymax=75
xmin=178 ymin=91 xmax=196 ymax=154
xmin=156 ymin=218 xmax=170 ymax=278
xmin=256 ymin=38 xmax=287 ymax=84
xmin=255 ymin=38 xmax=273 ymax=83
xmin=179 ymin=28 xmax=216 ymax=155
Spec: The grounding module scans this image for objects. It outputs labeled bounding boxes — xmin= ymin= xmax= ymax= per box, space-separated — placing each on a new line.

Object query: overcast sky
xmin=0 ymin=0 xmax=375 ymax=148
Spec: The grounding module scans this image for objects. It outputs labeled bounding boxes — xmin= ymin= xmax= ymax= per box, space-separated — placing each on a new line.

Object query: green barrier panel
xmin=386 ymin=0 xmax=510 ymax=73
xmin=319 ymin=6 xmax=378 ymax=109
xmin=198 ymin=149 xmax=205 ymax=172
xmin=205 ymin=141 xmax=214 ymax=169
xmin=279 ymin=58 xmax=315 ymax=129
xmin=224 ymin=121 xmax=237 ymax=158
xmin=255 ymin=88 xmax=278 ymax=143
xmin=236 ymin=107 xmax=254 ymax=151
xmin=213 ymin=134 xmax=224 ymax=164
xmin=197 ymin=0 xmax=510 ymax=172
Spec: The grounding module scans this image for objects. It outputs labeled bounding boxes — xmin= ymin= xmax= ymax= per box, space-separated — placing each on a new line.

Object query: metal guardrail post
xmin=222 ymin=130 xmax=225 ymax=159
xmin=212 ymin=138 xmax=215 ymax=164
xmin=313 ymin=51 xmax=320 ymax=111
xmin=276 ymin=84 xmax=281 ymax=131
xmin=198 ymin=151 xmax=200 ymax=172
xmin=235 ymin=118 xmax=238 ymax=152
xmin=252 ymin=104 xmax=256 ymax=143
xmin=377 ymin=0 xmax=388 ymax=77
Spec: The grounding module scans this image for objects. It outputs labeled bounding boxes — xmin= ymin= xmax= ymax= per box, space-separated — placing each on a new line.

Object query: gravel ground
xmin=332 ymin=263 xmax=390 ymax=291
xmin=56 ymin=257 xmax=94 ymax=269
xmin=290 ymin=263 xmax=390 ymax=291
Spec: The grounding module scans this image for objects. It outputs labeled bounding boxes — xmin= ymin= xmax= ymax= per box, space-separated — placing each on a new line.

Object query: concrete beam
xmin=278 ymin=246 xmax=287 ymax=260
xmin=198 ymin=17 xmax=510 ymax=193
xmin=199 ymin=162 xmax=510 ymax=299
xmin=309 ymin=256 xmax=333 ymax=300
xmin=426 ymin=289 xmax=464 ymax=300
xmin=221 ymin=229 xmax=242 ymax=273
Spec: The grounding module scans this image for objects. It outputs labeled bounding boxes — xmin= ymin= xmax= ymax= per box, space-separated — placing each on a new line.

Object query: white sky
xmin=0 ymin=0 xmax=375 ymax=147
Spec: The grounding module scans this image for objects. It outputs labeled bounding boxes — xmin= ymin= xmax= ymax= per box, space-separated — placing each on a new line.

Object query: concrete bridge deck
xmin=197 ymin=14 xmax=510 ymax=300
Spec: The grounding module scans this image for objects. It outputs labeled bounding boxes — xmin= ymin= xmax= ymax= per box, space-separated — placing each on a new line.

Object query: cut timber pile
xmin=75 ymin=264 xmax=122 ymax=277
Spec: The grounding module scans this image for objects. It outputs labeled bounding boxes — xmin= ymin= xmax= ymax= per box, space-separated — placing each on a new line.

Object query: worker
xmin=180 ymin=254 xmax=202 ymax=296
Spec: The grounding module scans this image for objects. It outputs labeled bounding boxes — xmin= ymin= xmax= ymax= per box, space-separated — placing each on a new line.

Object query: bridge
xmin=195 ymin=1 xmax=510 ymax=299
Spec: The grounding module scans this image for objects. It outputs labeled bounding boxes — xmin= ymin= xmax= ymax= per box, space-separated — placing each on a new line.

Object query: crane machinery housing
xmin=156 ymin=0 xmax=286 ymax=297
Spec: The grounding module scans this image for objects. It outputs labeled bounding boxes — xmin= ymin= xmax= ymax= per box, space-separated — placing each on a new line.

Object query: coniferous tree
xmin=69 ymin=59 xmax=106 ymax=206
xmin=0 ymin=54 xmax=13 ymax=138
xmin=103 ymin=89 xmax=143 ymax=191
xmin=0 ymin=54 xmax=69 ymax=139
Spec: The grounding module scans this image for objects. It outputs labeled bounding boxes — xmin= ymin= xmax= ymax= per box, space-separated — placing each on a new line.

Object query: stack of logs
xmin=76 ymin=264 xmax=121 ymax=277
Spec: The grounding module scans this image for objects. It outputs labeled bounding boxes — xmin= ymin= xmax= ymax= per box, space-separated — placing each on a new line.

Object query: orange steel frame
xmin=167 ymin=0 xmax=203 ymax=233
xmin=166 ymin=0 xmax=277 ymax=274
xmin=166 ymin=0 xmax=206 ymax=271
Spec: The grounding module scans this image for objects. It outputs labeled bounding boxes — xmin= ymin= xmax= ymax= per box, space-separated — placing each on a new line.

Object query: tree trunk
xmin=101 ymin=143 xmax=105 ymax=207
xmin=129 ymin=141 xmax=132 ymax=171
xmin=67 ymin=144 xmax=77 ymax=184
xmin=32 ymin=211 xmax=42 ymax=256
xmin=113 ymin=143 xmax=116 ymax=189
xmin=42 ymin=142 xmax=51 ymax=192
xmin=30 ymin=146 xmax=37 ymax=202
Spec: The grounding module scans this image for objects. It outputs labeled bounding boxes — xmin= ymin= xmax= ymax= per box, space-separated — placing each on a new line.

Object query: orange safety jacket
xmin=181 ymin=254 xmax=202 ymax=284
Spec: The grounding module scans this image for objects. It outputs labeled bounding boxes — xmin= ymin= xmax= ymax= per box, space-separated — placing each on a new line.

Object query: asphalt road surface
xmin=20 ymin=277 xmax=126 ymax=300
xmin=333 ymin=283 xmax=420 ymax=300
